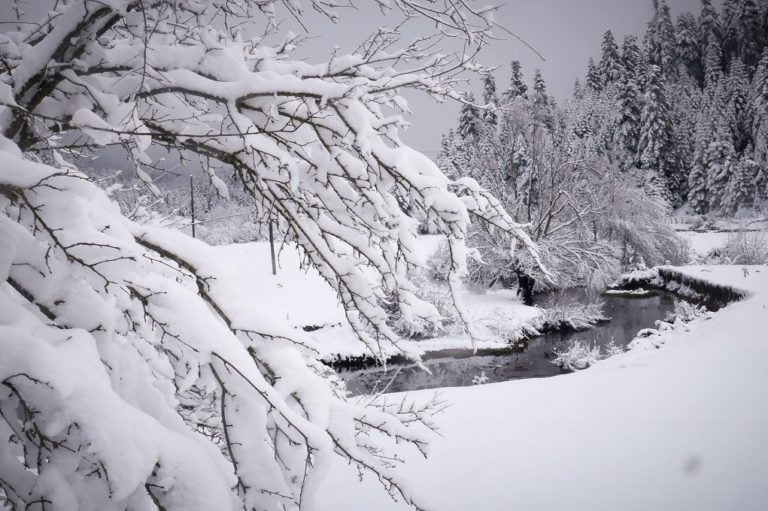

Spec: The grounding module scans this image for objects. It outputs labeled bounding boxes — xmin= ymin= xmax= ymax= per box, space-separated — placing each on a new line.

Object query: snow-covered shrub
xmin=552 ymin=341 xmax=603 ymax=371
xmin=664 ymin=301 xmax=710 ymax=323
xmin=603 ymin=338 xmax=626 ymax=357
xmin=387 ymin=267 xmax=458 ymax=339
xmin=719 ymin=231 xmax=768 ymax=264
xmin=539 ymin=293 xmax=607 ymax=331
xmin=425 ymin=241 xmax=453 ymax=283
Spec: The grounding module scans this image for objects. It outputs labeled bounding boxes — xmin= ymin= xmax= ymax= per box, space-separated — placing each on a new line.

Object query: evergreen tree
xmin=676 ymin=12 xmax=703 ymax=82
xmin=572 ymin=78 xmax=585 ymax=99
xmin=723 ymin=157 xmax=759 ymax=210
xmin=669 ymin=73 xmax=702 ymax=188
xmin=704 ymin=33 xmax=724 ymax=86
xmin=503 ymin=60 xmax=528 ymax=102
xmin=638 ymin=64 xmax=680 ymax=203
xmin=689 ymin=113 xmax=711 ymax=213
xmin=599 ymin=30 xmax=623 ymax=86
xmin=750 ymin=50 xmax=768 ymax=190
xmin=458 ymin=92 xmax=482 ymax=143
xmin=586 ymin=57 xmax=603 ymax=92
xmin=621 ymin=35 xmax=643 ymax=82
xmin=698 ymin=0 xmax=723 ymax=53
xmin=726 ymin=58 xmax=751 ymax=153
xmin=482 ymin=73 xmax=498 ymax=127
xmin=617 ymin=47 xmax=643 ymax=168
xmin=645 ymin=0 xmax=678 ymax=79
xmin=705 ymin=113 xmax=737 ymax=212
xmin=532 ymin=69 xmax=550 ymax=114
xmin=723 ymin=0 xmax=763 ymax=70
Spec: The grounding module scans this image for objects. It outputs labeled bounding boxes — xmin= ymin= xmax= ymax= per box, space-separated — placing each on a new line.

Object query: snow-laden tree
xmin=644 ymin=0 xmax=678 ymax=80
xmin=750 ymin=50 xmax=768 ymax=171
xmin=0 ymin=1 xmax=544 ymax=510
xmin=502 ymin=60 xmax=529 ymax=103
xmin=676 ymin=12 xmax=703 ymax=83
xmin=722 ymin=0 xmax=763 ymax=70
xmin=481 ymin=73 xmax=498 ymax=128
xmin=638 ymin=64 xmax=680 ymax=203
xmin=586 ymin=57 xmax=603 ymax=93
xmin=726 ymin=58 xmax=752 ymax=153
xmin=599 ymin=30 xmax=623 ymax=86
xmin=699 ymin=0 xmax=723 ymax=53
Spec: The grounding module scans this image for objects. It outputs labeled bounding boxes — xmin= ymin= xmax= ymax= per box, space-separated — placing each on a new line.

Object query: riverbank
xmin=317 ymin=265 xmax=768 ymax=510
xmin=215 ymin=240 xmax=605 ymax=366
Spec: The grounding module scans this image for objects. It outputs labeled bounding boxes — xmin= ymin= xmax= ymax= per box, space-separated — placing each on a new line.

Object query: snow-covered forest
xmin=435 ymin=0 xmax=768 ymax=296
xmin=0 ymin=0 xmax=767 ymax=510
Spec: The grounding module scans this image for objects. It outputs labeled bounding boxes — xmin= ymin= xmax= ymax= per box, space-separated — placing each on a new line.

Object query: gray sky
xmin=287 ymin=0 xmax=721 ymax=156
xmin=1 ymin=0 xmax=723 ymax=158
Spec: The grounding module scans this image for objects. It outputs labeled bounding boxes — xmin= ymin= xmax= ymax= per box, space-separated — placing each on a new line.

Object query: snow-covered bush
xmin=552 ymin=341 xmax=602 ymax=371
xmin=425 ymin=241 xmax=453 ymax=283
xmin=0 ymin=1 xmax=545 ymax=509
xmin=719 ymin=231 xmax=768 ymax=264
xmin=539 ymin=294 xmax=607 ymax=331
xmin=664 ymin=300 xmax=710 ymax=323
xmin=603 ymin=338 xmax=626 ymax=357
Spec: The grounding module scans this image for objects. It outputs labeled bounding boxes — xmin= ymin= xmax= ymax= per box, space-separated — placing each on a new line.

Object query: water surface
xmin=340 ymin=291 xmax=678 ymax=395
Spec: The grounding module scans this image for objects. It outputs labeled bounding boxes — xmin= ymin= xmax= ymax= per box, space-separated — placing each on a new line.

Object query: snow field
xmin=315 ymin=264 xmax=768 ymax=511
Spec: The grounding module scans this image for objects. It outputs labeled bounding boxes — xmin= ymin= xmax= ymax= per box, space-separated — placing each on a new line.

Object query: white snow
xmin=678 ymin=230 xmax=730 ymax=257
xmin=316 ymin=264 xmax=768 ymax=511
xmin=213 ymin=240 xmax=543 ymax=360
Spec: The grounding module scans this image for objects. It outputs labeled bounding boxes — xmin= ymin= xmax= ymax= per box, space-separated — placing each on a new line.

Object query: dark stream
xmin=340 ymin=290 xmax=679 ymax=395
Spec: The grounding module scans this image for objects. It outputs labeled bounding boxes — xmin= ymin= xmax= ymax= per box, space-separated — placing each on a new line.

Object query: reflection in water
xmin=340 ymin=291 xmax=678 ymax=395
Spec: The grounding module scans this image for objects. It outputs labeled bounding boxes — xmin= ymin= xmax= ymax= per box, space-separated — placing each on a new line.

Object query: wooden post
xmin=269 ymin=219 xmax=277 ymax=275
xmin=190 ymin=175 xmax=196 ymax=238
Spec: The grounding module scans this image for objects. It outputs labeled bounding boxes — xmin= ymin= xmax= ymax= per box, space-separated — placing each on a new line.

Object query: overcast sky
xmin=285 ymin=0 xmax=723 ymax=155
xmin=1 ymin=0 xmax=723 ymax=158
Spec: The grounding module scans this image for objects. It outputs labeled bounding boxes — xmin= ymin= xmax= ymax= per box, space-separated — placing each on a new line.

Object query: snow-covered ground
xmin=678 ymin=230 xmax=729 ymax=257
xmin=315 ymin=264 xmax=768 ymax=511
xmin=214 ymin=235 xmax=768 ymax=510
xmin=215 ymin=239 xmax=543 ymax=360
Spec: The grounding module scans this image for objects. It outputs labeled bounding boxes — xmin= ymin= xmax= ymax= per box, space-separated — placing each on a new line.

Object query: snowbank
xmin=317 ymin=265 xmax=768 ymax=511
xmin=215 ymin=240 xmax=546 ymax=361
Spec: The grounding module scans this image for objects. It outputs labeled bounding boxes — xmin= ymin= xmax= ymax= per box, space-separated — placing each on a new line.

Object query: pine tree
xmin=533 ymin=70 xmax=549 ymax=113
xmin=704 ymin=33 xmax=724 ymax=86
xmin=723 ymin=0 xmax=763 ymax=70
xmin=617 ymin=44 xmax=643 ymax=168
xmin=689 ymin=113 xmax=711 ymax=214
xmin=481 ymin=73 xmax=498 ymax=127
xmin=704 ymin=79 xmax=738 ymax=211
xmin=726 ymin=58 xmax=751 ymax=153
xmin=638 ymin=64 xmax=680 ymax=203
xmin=723 ymin=157 xmax=759 ymax=211
xmin=676 ymin=12 xmax=703 ymax=82
xmin=698 ymin=0 xmax=723 ymax=53
xmin=599 ymin=30 xmax=623 ymax=86
xmin=621 ymin=35 xmax=643 ymax=81
xmin=499 ymin=61 xmax=530 ymax=198
xmin=645 ymin=0 xmax=678 ymax=79
xmin=750 ymin=50 xmax=768 ymax=189
xmin=503 ymin=60 xmax=528 ymax=102
xmin=669 ymin=73 xmax=702 ymax=189
xmin=586 ymin=57 xmax=603 ymax=92
xmin=458 ymin=92 xmax=482 ymax=143
xmin=705 ymin=116 xmax=737 ymax=212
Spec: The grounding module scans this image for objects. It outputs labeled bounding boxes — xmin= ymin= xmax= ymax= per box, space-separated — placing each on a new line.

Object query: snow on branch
xmin=0 ymin=1 xmax=542 ymax=509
